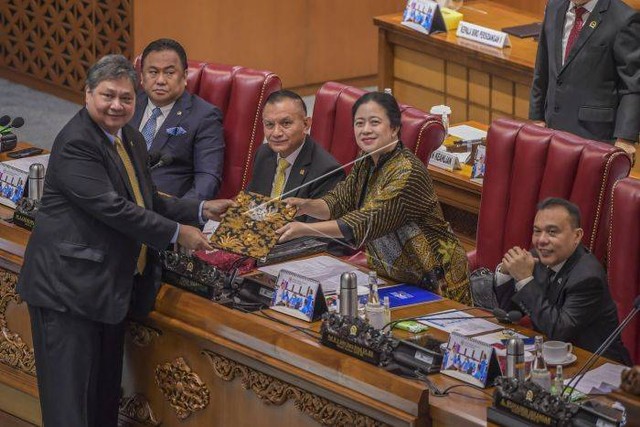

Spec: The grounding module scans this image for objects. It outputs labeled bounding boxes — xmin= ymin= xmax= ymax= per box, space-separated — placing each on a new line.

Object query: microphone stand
xmin=562 ymin=296 xmax=640 ymax=399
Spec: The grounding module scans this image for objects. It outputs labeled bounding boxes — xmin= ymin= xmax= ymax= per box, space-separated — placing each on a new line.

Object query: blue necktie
xmin=141 ymin=107 xmax=162 ymax=150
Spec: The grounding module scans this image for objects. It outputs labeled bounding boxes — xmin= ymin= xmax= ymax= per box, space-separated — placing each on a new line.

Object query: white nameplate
xmin=429 ymin=149 xmax=461 ymax=171
xmin=456 ymin=21 xmax=511 ymax=49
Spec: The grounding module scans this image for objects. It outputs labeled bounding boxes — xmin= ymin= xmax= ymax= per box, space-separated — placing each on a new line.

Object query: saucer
xmin=544 ymin=353 xmax=577 ymax=366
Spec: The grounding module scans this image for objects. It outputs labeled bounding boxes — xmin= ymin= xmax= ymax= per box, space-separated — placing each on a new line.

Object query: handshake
xmin=177 ymin=199 xmax=237 ymax=252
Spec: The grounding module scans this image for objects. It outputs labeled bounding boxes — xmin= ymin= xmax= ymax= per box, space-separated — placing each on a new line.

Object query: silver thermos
xmin=339 ymin=272 xmax=358 ymax=318
xmin=506 ymin=337 xmax=525 ymax=381
xmin=28 ymin=163 xmax=45 ymax=201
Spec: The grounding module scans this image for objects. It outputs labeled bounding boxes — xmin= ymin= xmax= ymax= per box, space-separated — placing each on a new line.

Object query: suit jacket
xmin=131 ymin=91 xmax=225 ymax=199
xmin=495 ymin=245 xmax=630 ymax=364
xmin=17 ymin=108 xmax=201 ymax=324
xmin=529 ymin=0 xmax=640 ymax=142
xmin=246 ymin=136 xmax=345 ymax=202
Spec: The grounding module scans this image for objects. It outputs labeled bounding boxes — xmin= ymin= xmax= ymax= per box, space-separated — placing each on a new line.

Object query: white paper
xmin=565 ymin=363 xmax=627 ymax=395
xmin=202 ymin=220 xmax=220 ymax=237
xmin=419 ymin=309 xmax=503 ymax=335
xmin=258 ymin=255 xmax=384 ymax=294
xmin=2 ymin=154 xmax=50 ymax=172
xmin=435 ymin=145 xmax=471 ymax=164
xmin=474 ymin=329 xmax=535 ymax=356
xmin=448 ymin=125 xmax=487 ymax=141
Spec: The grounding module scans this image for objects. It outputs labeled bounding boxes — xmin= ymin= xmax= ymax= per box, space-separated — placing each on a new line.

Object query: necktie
xmin=114 ymin=137 xmax=147 ymax=274
xmin=565 ymin=6 xmax=587 ymax=62
xmin=141 ymin=107 xmax=162 ymax=150
xmin=271 ymin=158 xmax=290 ymax=198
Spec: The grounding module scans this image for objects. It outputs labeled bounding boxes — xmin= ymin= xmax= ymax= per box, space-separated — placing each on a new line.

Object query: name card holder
xmin=456 ymin=21 xmax=511 ymax=49
xmin=401 ymin=0 xmax=447 ymax=35
xmin=270 ymin=269 xmax=327 ymax=322
xmin=441 ymin=332 xmax=502 ymax=388
xmin=429 ymin=149 xmax=461 ymax=171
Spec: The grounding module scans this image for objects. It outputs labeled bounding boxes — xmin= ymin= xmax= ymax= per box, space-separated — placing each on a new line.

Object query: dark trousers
xmin=28 ymin=305 xmax=125 ymax=427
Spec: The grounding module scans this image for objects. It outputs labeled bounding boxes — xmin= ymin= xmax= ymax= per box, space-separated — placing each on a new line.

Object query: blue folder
xmin=378 ymin=284 xmax=442 ymax=308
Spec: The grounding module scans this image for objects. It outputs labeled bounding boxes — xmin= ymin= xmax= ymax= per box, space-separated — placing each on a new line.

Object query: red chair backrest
xmin=468 ymin=119 xmax=631 ymax=271
xmin=608 ymin=177 xmax=640 ymax=363
xmin=134 ymin=55 xmax=282 ymax=199
xmin=310 ymin=82 xmax=445 ymax=172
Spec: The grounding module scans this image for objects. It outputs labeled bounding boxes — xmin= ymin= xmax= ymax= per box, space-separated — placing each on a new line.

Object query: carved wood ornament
xmin=155 ymin=357 xmax=210 ymax=420
xmin=119 ymin=393 xmax=160 ymax=426
xmin=201 ymin=350 xmax=387 ymax=427
xmin=0 ymin=268 xmax=36 ymax=376
xmin=127 ymin=321 xmax=161 ymax=347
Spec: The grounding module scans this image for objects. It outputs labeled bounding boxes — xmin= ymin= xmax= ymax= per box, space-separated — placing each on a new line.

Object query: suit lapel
xmin=554 ymin=0 xmax=571 ymax=73
xmin=122 ymin=126 xmax=152 ymax=208
xmin=150 ymin=92 xmax=190 ymax=154
xmin=255 ymin=147 xmax=277 ymax=195
xmin=103 ymin=129 xmax=136 ymax=202
xmin=561 ymin=0 xmax=608 ymax=73
xmin=548 ymin=245 xmax=585 ymax=305
xmin=283 ymin=137 xmax=312 ymax=197
xmin=131 ymin=92 xmax=147 ymax=129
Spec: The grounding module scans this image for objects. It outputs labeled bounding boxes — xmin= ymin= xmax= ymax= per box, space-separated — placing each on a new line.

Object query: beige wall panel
xmin=491 ymin=110 xmax=513 ymax=122
xmin=394 ymin=80 xmax=444 ymax=111
xmin=468 ymin=69 xmax=490 ymax=107
xmin=445 ymin=62 xmax=468 ymax=99
xmin=394 ymin=47 xmax=445 ymax=91
xmin=468 ymin=104 xmax=490 ymax=124
xmin=446 ymin=96 xmax=468 ymax=124
xmin=491 ymin=76 xmax=514 ymax=114
xmin=515 ymin=83 xmax=531 ymax=120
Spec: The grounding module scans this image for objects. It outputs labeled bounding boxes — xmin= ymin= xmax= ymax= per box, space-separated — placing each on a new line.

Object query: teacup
xmin=542 ymin=341 xmax=573 ymax=363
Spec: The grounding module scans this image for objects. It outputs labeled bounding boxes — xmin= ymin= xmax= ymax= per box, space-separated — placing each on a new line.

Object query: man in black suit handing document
xmin=530 ymin=0 xmax=640 ymax=159
xmin=17 ymin=55 xmax=233 ymax=427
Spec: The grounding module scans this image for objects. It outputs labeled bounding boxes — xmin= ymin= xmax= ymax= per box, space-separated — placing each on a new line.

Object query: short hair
xmin=85 ymin=55 xmax=137 ymax=91
xmin=537 ymin=197 xmax=581 ymax=229
xmin=264 ymin=90 xmax=308 ymax=115
xmin=352 ymin=91 xmax=402 ymax=137
xmin=141 ymin=38 xmax=188 ymax=71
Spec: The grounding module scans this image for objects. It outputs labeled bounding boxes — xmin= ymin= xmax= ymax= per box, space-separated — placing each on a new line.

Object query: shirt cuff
xmin=198 ymin=201 xmax=206 ymax=225
xmin=171 ymin=223 xmax=180 ymax=244
xmin=515 ymin=276 xmax=534 ymax=292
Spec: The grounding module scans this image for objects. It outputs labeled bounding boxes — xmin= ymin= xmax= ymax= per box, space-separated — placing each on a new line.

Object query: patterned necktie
xmin=271 ymin=158 xmax=290 ymax=199
xmin=141 ymin=107 xmax=162 ymax=150
xmin=565 ymin=6 xmax=587 ymax=62
xmin=114 ymin=136 xmax=147 ymax=274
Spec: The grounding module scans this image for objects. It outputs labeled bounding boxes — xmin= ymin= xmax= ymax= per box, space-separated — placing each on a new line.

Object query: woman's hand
xmin=282 ymin=197 xmax=330 ymax=220
xmin=282 ymin=197 xmax=311 ymax=217
xmin=276 ymin=222 xmax=307 ymax=243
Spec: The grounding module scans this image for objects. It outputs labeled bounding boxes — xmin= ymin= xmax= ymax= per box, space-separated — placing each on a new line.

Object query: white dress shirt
xmin=138 ymin=101 xmax=175 ymax=138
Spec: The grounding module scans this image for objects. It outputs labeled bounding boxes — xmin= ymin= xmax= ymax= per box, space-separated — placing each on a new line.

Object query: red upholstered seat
xmin=608 ymin=177 xmax=640 ymax=363
xmin=310 ymin=82 xmax=445 ymax=173
xmin=469 ymin=119 xmax=631 ymax=271
xmin=134 ymin=57 xmax=282 ymax=199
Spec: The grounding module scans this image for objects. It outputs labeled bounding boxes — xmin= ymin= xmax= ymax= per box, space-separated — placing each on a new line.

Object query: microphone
xmin=0 ymin=117 xmax=25 ymax=135
xmin=0 ymin=115 xmax=10 ymax=127
xmin=562 ymin=295 xmax=640 ymax=399
xmin=493 ymin=308 xmax=523 ymax=324
xmin=150 ymin=153 xmax=174 ymax=171
xmin=148 ymin=150 xmax=162 ymax=167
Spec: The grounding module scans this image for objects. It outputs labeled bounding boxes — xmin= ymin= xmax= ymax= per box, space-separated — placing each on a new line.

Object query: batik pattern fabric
xmin=322 ymin=144 xmax=471 ymax=305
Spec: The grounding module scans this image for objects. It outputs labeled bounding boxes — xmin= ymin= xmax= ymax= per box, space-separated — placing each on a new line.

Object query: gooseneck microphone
xmin=0 ymin=115 xmax=10 ymax=127
xmin=149 ymin=153 xmax=174 ymax=171
xmin=0 ymin=117 xmax=25 ymax=134
xmin=382 ymin=307 xmax=522 ymax=332
xmin=563 ymin=295 xmax=640 ymax=398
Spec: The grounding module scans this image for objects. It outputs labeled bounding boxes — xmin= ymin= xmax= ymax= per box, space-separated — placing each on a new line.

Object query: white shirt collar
xmin=146 ymin=100 xmax=175 ymax=118
xmin=571 ymin=0 xmax=598 ymax=13
xmin=277 ymin=136 xmax=307 ymax=167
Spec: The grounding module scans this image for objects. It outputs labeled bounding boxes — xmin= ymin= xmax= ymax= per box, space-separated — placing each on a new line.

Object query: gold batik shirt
xmin=322 ymin=143 xmax=471 ymax=305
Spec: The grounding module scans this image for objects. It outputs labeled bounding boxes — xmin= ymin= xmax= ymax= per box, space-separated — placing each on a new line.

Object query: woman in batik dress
xmin=276 ymin=92 xmax=471 ymax=304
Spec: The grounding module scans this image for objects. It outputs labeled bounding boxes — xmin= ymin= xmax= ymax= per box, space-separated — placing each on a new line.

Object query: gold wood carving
xmin=0 ymin=268 xmax=36 ymax=376
xmin=127 ymin=321 xmax=161 ymax=347
xmin=119 ymin=393 xmax=160 ymax=426
xmin=155 ymin=357 xmax=210 ymax=420
xmin=202 ymin=350 xmax=386 ymax=426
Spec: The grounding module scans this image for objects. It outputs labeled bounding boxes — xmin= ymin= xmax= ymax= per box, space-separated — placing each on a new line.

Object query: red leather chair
xmin=310 ymin=82 xmax=445 ymax=172
xmin=608 ymin=177 xmax=640 ymax=363
xmin=469 ymin=119 xmax=631 ymax=271
xmin=133 ymin=57 xmax=282 ymax=199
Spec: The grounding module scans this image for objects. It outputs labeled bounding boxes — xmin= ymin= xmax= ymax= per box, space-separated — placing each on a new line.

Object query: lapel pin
xmin=589 ymin=21 xmax=597 ymax=29
xmin=299 ymin=169 xmax=305 ymax=175
xmin=177 ymin=111 xmax=182 ymax=116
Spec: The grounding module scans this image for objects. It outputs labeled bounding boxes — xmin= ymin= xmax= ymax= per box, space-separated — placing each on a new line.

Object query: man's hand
xmin=502 ymin=246 xmax=536 ymax=282
xmin=532 ymin=120 xmax=546 ymax=127
xmin=615 ymin=138 xmax=636 ymax=166
xmin=177 ymin=225 xmax=213 ymax=251
xmin=276 ymin=222 xmax=307 ymax=243
xmin=202 ymin=199 xmax=236 ymax=221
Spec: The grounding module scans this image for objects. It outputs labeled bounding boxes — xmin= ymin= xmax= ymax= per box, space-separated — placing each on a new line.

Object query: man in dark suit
xmin=494 ymin=198 xmax=630 ymax=364
xmin=131 ymin=38 xmax=224 ymax=200
xmin=246 ymin=90 xmax=344 ymax=205
xmin=529 ymin=0 xmax=640 ymax=159
xmin=17 ymin=55 xmax=233 ymax=427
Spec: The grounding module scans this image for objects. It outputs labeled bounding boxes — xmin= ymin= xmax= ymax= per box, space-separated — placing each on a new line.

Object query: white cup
xmin=543 ymin=341 xmax=573 ymax=363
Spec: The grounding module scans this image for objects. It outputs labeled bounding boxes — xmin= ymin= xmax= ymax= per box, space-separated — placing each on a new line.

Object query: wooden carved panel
xmin=0 ymin=268 xmax=35 ymax=376
xmin=0 ymin=0 xmax=133 ymax=98
xmin=202 ymin=350 xmax=387 ymax=427
xmin=155 ymin=357 xmax=210 ymax=420
xmin=126 ymin=321 xmax=161 ymax=348
xmin=119 ymin=393 xmax=160 ymax=426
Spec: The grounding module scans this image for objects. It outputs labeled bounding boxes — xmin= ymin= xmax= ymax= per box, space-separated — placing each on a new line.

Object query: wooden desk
xmin=1 ymin=213 xmax=638 ymax=426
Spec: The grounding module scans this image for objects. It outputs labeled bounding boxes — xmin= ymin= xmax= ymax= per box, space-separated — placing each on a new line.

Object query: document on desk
xmin=565 ymin=363 xmax=627 ymax=395
xmin=419 ymin=309 xmax=502 ymax=336
xmin=258 ymin=255 xmax=384 ymax=294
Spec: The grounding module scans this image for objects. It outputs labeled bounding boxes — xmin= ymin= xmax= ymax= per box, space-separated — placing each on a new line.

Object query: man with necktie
xmin=493 ymin=198 xmax=630 ymax=364
xmin=529 ymin=0 xmax=640 ymax=160
xmin=17 ymin=55 xmax=234 ymax=427
xmin=246 ymin=90 xmax=344 ymax=209
xmin=131 ymin=38 xmax=224 ymax=200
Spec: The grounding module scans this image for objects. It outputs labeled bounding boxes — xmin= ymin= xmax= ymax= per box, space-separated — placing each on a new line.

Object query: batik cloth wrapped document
xmin=210 ymin=191 xmax=297 ymax=259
